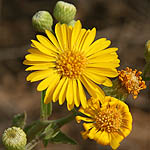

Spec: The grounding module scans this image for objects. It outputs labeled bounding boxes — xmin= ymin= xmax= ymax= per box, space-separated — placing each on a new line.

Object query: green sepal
xmin=102 ymin=78 xmax=128 ymax=101
xmin=12 ymin=112 xmax=27 ymax=129
xmin=41 ymin=90 xmax=52 ymax=120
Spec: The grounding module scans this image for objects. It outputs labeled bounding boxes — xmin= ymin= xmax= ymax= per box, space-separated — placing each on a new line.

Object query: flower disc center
xmin=95 ymin=108 xmax=122 ymax=133
xmin=56 ymin=51 xmax=87 ymax=78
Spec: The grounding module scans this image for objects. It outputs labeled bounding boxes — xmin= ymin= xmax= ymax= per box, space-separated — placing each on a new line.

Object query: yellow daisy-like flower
xmin=24 ymin=20 xmax=120 ymax=110
xmin=118 ymin=67 xmax=146 ymax=99
xmin=76 ymin=96 xmax=132 ymax=150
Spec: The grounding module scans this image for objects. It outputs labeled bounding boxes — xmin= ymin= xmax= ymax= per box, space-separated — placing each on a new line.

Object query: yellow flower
xmin=76 ymin=96 xmax=132 ymax=149
xmin=118 ymin=67 xmax=146 ymax=99
xmin=24 ymin=20 xmax=120 ymax=110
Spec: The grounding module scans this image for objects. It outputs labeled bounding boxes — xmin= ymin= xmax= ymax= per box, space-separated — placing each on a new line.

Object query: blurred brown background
xmin=0 ymin=0 xmax=150 ymax=149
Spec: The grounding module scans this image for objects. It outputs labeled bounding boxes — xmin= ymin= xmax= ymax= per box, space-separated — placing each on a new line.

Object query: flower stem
xmin=40 ymin=90 xmax=52 ymax=120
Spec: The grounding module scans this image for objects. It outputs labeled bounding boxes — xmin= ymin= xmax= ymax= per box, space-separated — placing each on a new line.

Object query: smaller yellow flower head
xmin=76 ymin=96 xmax=132 ymax=150
xmin=118 ymin=67 xmax=146 ymax=99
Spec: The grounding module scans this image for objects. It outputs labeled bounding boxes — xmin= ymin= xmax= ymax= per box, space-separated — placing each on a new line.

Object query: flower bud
xmin=145 ymin=40 xmax=150 ymax=63
xmin=32 ymin=11 xmax=53 ymax=33
xmin=2 ymin=127 xmax=27 ymax=150
xmin=53 ymin=1 xmax=77 ymax=24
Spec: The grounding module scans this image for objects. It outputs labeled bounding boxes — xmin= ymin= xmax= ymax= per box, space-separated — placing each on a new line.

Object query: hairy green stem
xmin=40 ymin=90 xmax=52 ymax=120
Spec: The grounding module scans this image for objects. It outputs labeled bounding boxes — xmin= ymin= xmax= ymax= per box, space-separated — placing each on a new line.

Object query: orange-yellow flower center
xmin=56 ymin=50 xmax=87 ymax=78
xmin=95 ymin=107 xmax=122 ymax=133
xmin=118 ymin=67 xmax=146 ymax=99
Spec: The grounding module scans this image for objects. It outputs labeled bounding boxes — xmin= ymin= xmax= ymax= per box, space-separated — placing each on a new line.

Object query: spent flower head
xmin=24 ymin=20 xmax=120 ymax=110
xmin=118 ymin=67 xmax=146 ymax=99
xmin=76 ymin=96 xmax=132 ymax=150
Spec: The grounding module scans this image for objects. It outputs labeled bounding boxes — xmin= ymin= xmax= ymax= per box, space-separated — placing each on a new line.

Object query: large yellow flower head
xmin=76 ymin=96 xmax=132 ymax=149
xmin=24 ymin=20 xmax=120 ymax=110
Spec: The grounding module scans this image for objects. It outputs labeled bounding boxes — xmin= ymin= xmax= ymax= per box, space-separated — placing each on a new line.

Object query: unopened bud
xmin=145 ymin=40 xmax=150 ymax=63
xmin=2 ymin=127 xmax=27 ymax=150
xmin=53 ymin=1 xmax=76 ymax=24
xmin=32 ymin=11 xmax=53 ymax=33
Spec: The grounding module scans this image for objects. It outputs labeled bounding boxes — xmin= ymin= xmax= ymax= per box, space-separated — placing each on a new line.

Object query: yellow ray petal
xmin=110 ymin=132 xmax=123 ymax=150
xmin=77 ymin=79 xmax=87 ymax=108
xmin=87 ymin=61 xmax=120 ymax=68
xmin=45 ymin=30 xmax=61 ymax=51
xmin=96 ymin=131 xmax=110 ymax=145
xmin=23 ymin=60 xmax=46 ymax=65
xmin=25 ymin=53 xmax=56 ymax=62
xmin=36 ymin=35 xmax=60 ymax=53
xmin=72 ymin=79 xmax=80 ymax=107
xmin=61 ymin=24 xmax=68 ymax=50
xmin=88 ymin=47 xmax=118 ymax=59
xmin=31 ymin=40 xmax=56 ymax=57
xmin=85 ymin=39 xmax=111 ymax=57
xmin=59 ymin=78 xmax=69 ymax=105
xmin=66 ymin=79 xmax=74 ymax=105
xmin=53 ymin=77 xmax=67 ymax=102
xmin=27 ymin=48 xmax=45 ymax=55
xmin=81 ymin=131 xmax=89 ymax=140
xmin=83 ymin=123 xmax=94 ymax=131
xmin=26 ymin=69 xmax=53 ymax=82
xmin=25 ymin=63 xmax=55 ymax=71
xmin=76 ymin=115 xmax=93 ymax=123
xmin=88 ymin=52 xmax=118 ymax=61
xmin=75 ymin=28 xmax=87 ymax=51
xmin=81 ymin=27 xmax=96 ymax=52
xmin=67 ymin=101 xmax=75 ymax=111
xmin=71 ymin=20 xmax=82 ymax=50
xmin=83 ymin=71 xmax=112 ymax=87
xmin=44 ymin=73 xmax=61 ymax=104
xmin=37 ymin=75 xmax=55 ymax=91
xmin=67 ymin=25 xmax=72 ymax=50
xmin=80 ymin=75 xmax=105 ymax=99
xmin=86 ymin=67 xmax=118 ymax=78
xmin=78 ymin=30 xmax=90 ymax=51
xmin=78 ymin=107 xmax=93 ymax=118
xmin=88 ymin=127 xmax=97 ymax=139
xmin=55 ymin=23 xmax=64 ymax=50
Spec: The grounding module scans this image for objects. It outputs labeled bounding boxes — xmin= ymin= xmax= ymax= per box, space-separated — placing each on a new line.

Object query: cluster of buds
xmin=32 ymin=1 xmax=77 ymax=33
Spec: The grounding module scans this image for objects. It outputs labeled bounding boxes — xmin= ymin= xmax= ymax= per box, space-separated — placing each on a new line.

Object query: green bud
xmin=32 ymin=11 xmax=53 ymax=33
xmin=145 ymin=40 xmax=150 ymax=63
xmin=53 ymin=1 xmax=77 ymax=24
xmin=68 ymin=20 xmax=76 ymax=27
xmin=143 ymin=40 xmax=150 ymax=80
xmin=2 ymin=127 xmax=27 ymax=150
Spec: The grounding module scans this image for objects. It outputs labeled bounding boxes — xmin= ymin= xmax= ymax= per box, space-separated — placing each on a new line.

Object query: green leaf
xmin=50 ymin=131 xmax=77 ymax=145
xmin=41 ymin=90 xmax=52 ymax=120
xmin=43 ymin=130 xmax=77 ymax=146
xmin=12 ymin=112 xmax=27 ymax=129
xmin=24 ymin=120 xmax=50 ymax=142
xmin=42 ymin=122 xmax=61 ymax=140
